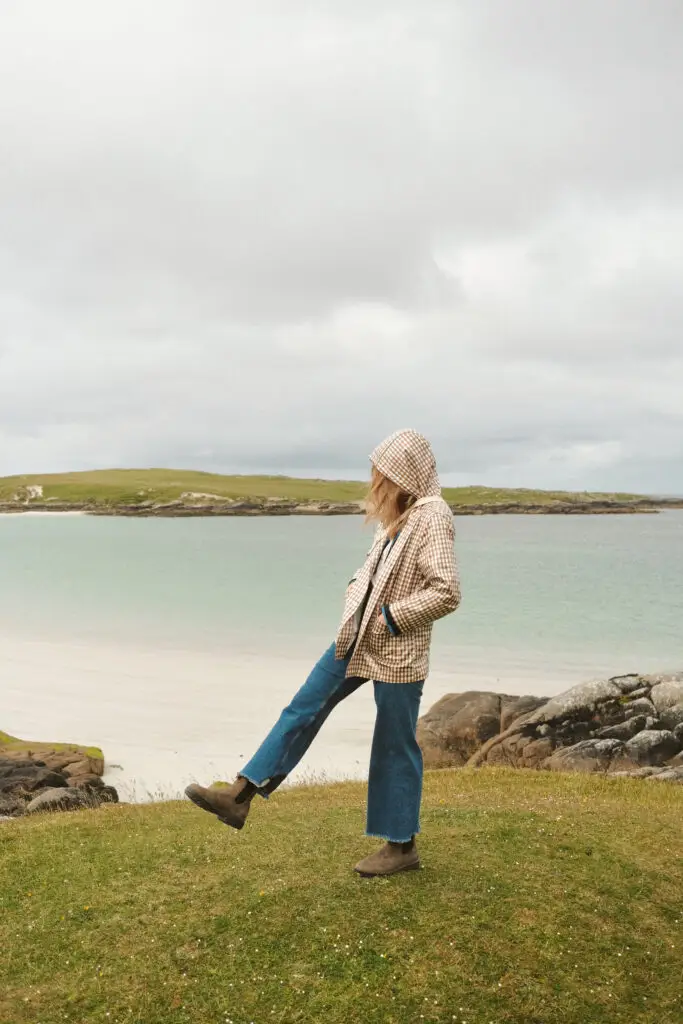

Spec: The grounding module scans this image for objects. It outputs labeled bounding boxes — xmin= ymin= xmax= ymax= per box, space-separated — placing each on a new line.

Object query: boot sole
xmin=355 ymin=860 xmax=421 ymax=878
xmin=184 ymin=786 xmax=246 ymax=830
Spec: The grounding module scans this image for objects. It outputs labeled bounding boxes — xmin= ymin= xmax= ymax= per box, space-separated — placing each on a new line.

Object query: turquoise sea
xmin=2 ymin=512 xmax=682 ymax=798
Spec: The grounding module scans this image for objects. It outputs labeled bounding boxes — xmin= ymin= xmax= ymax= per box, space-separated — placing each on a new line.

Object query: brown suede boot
xmin=184 ymin=777 xmax=256 ymax=830
xmin=354 ymin=839 xmax=420 ymax=877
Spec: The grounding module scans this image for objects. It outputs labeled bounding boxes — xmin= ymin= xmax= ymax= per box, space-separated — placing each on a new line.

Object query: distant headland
xmin=1 ymin=469 xmax=681 ymax=517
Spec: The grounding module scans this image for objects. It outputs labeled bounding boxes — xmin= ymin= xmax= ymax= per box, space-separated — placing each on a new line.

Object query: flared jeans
xmin=241 ymin=643 xmax=424 ymax=843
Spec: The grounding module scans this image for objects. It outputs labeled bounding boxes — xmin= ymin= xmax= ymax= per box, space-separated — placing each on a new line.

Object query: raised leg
xmin=240 ymin=643 xmax=366 ymax=791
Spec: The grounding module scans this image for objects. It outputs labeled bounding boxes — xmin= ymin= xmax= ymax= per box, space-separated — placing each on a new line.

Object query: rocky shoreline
xmin=2 ymin=497 xmax=682 ymax=517
xmin=0 ymin=737 xmax=119 ymax=819
xmin=417 ymin=671 xmax=683 ymax=782
xmin=3 ymin=671 xmax=683 ymax=821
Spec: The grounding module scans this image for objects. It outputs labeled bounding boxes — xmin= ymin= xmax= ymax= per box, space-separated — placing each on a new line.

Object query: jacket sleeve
xmin=385 ymin=514 xmax=461 ymax=634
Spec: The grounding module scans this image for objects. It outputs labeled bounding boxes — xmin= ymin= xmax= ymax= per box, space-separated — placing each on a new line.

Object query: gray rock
xmin=528 ymin=679 xmax=623 ymax=726
xmin=0 ymin=767 xmax=68 ymax=795
xmin=500 ymin=695 xmax=548 ymax=732
xmin=611 ymin=766 xmax=664 ymax=779
xmin=450 ymin=669 xmax=683 ymax=773
xmin=0 ymin=750 xmax=118 ymax=816
xmin=624 ymin=729 xmax=681 ymax=766
xmin=0 ymin=794 xmax=26 ymax=816
xmin=659 ymin=703 xmax=683 ymax=731
xmin=647 ymin=766 xmax=683 ymax=783
xmin=553 ymin=720 xmax=594 ymax=745
xmin=544 ymin=738 xmax=629 ymax=773
xmin=596 ymin=715 xmax=647 ymax=741
xmin=649 ymin=677 xmax=683 ymax=712
xmin=624 ymin=697 xmax=657 ymax=718
xmin=622 ymin=686 xmax=652 ymax=700
xmin=486 ymin=733 xmax=554 ymax=769
xmin=674 ymin=723 xmax=683 ymax=744
xmin=26 ymin=787 xmax=92 ymax=814
xmin=609 ymin=674 xmax=646 ymax=694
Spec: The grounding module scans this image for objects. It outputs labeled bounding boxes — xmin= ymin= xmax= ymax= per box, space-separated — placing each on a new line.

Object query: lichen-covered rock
xmin=650 ymin=678 xmax=683 ymax=713
xmin=0 ymin=731 xmax=104 ymax=777
xmin=0 ymin=794 xmax=26 ymax=817
xmin=596 ymin=715 xmax=648 ymax=741
xmin=486 ymin=734 xmax=554 ymax=769
xmin=659 ymin=704 xmax=683 ymax=731
xmin=423 ymin=668 xmax=683 ymax=783
xmin=608 ymin=674 xmax=648 ymax=694
xmin=622 ymin=686 xmax=652 ymax=701
xmin=0 ymin=742 xmax=117 ymax=817
xmin=647 ymin=766 xmax=683 ymax=783
xmin=624 ymin=698 xmax=657 ymax=719
xmin=0 ymin=763 xmax=68 ymax=795
xmin=612 ymin=764 xmax=683 ymax=782
xmin=544 ymin=739 xmax=631 ymax=773
xmin=611 ymin=766 xmax=662 ymax=779
xmin=26 ymin=787 xmax=92 ymax=814
xmin=624 ymin=729 xmax=681 ymax=766
xmin=527 ymin=679 xmax=624 ymax=727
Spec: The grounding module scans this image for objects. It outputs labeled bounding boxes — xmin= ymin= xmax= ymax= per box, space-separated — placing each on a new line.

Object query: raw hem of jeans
xmin=365 ymin=829 xmax=420 ymax=844
xmin=238 ymin=771 xmax=272 ymax=799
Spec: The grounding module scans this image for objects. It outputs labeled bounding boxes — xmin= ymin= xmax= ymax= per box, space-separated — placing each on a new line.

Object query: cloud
xmin=0 ymin=0 xmax=682 ymax=491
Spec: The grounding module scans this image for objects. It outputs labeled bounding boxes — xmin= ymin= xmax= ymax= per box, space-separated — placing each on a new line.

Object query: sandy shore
xmin=1 ymin=633 xmax=572 ymax=802
xmin=0 ymin=510 xmax=86 ymax=517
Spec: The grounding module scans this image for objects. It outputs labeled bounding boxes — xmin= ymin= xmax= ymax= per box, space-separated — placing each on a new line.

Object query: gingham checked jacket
xmin=335 ymin=430 xmax=461 ymax=683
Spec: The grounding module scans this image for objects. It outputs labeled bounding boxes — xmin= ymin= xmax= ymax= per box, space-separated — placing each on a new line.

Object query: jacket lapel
xmin=354 ymin=517 xmax=419 ymax=640
xmin=369 ymin=523 xmax=413 ymax=601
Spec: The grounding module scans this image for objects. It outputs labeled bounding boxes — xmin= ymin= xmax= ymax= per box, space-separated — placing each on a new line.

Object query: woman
xmin=186 ymin=429 xmax=461 ymax=877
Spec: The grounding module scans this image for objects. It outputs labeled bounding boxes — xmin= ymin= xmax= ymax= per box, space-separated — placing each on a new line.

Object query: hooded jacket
xmin=336 ymin=429 xmax=461 ymax=684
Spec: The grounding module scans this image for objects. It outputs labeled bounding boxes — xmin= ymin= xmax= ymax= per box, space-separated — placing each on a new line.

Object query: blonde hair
xmin=365 ymin=466 xmax=414 ymax=538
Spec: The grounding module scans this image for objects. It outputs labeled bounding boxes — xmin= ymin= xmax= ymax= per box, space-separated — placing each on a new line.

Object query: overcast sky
xmin=1 ymin=1 xmax=682 ymax=491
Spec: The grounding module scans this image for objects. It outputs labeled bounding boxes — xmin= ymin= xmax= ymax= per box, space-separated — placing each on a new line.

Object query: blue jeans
xmin=241 ymin=643 xmax=424 ymax=843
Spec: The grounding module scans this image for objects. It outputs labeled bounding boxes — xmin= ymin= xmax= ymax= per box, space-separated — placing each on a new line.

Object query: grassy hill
xmin=1 ymin=769 xmax=682 ymax=1023
xmin=0 ymin=468 xmax=649 ymax=508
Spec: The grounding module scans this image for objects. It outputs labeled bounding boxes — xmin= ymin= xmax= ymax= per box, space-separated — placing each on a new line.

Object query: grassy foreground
xmin=0 ymin=468 xmax=648 ymax=508
xmin=1 ymin=770 xmax=682 ymax=1024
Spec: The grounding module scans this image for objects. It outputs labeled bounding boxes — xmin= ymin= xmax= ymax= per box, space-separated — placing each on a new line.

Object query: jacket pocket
xmin=367 ymin=622 xmax=431 ymax=669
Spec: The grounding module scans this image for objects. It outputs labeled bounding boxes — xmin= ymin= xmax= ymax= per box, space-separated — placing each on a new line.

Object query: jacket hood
xmin=370 ymin=429 xmax=442 ymax=499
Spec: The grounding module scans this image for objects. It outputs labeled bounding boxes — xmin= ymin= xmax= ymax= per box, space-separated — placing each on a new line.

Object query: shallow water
xmin=1 ymin=512 xmax=682 ymax=798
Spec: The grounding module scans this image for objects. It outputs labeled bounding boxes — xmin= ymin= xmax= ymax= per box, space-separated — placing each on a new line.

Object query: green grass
xmin=1 ymin=769 xmax=682 ymax=1024
xmin=0 ymin=731 xmax=103 ymax=762
xmin=0 ymin=468 xmax=649 ymax=508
